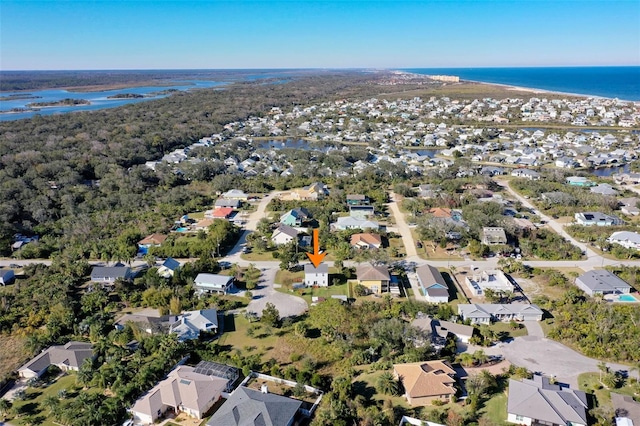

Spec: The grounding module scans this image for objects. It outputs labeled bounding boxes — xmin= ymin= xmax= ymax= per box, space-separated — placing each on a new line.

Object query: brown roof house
xmin=131 ymin=365 xmax=229 ymax=425
xmin=350 ymin=233 xmax=382 ymax=249
xmin=393 ymin=360 xmax=457 ymax=406
xmin=356 ymin=264 xmax=391 ymax=295
xmin=138 ymin=233 xmax=168 ymax=251
xmin=18 ymin=341 xmax=94 ymax=379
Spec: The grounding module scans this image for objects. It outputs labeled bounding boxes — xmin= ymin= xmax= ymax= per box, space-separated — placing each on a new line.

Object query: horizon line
xmin=2 ymin=65 xmax=640 ymax=73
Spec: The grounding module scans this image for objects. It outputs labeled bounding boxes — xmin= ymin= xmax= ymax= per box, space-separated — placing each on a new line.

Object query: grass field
xmin=0 ymin=334 xmax=29 ymax=384
xmin=276 ymin=282 xmax=351 ymax=305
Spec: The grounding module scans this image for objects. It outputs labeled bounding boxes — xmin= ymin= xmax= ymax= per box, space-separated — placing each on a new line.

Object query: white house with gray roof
xmin=194 ymin=273 xmax=234 ymax=294
xmin=170 ymin=309 xmax=219 ymax=341
xmin=458 ymin=304 xmax=543 ymax=324
xmin=608 ymin=231 xmax=640 ymax=250
xmin=18 ymin=341 xmax=94 ymax=379
xmin=574 ymin=212 xmax=624 ymax=226
xmin=415 ymin=264 xmax=449 ymax=303
xmin=304 ymin=263 xmax=329 ymax=287
xmin=575 ymin=270 xmax=632 ymax=296
xmin=507 ymin=375 xmax=588 ymax=426
xmin=90 ymin=266 xmax=132 ymax=283
xmin=333 ymin=216 xmax=379 ymax=231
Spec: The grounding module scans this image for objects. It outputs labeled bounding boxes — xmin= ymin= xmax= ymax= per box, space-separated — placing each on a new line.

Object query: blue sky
xmin=1 ymin=0 xmax=639 ymax=70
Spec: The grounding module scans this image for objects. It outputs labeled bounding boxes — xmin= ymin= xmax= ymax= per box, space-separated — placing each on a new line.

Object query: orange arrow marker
xmin=306 ymin=228 xmax=326 ymax=268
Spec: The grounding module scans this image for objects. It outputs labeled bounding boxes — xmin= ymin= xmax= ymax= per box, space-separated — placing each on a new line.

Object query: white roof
xmin=609 ymin=231 xmax=640 ymax=244
xmin=194 ymin=273 xmax=233 ymax=289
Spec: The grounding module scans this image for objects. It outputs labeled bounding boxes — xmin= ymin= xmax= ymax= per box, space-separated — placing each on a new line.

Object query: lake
xmin=256 ymin=139 xmax=341 ymax=152
xmin=589 ymin=164 xmax=630 ymax=177
xmin=0 ymin=80 xmax=225 ymax=121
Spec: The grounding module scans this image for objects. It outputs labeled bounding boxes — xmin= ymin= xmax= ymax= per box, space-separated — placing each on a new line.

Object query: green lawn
xmin=578 ymin=372 xmax=639 ymax=412
xmin=478 ymin=392 xmax=509 ymax=425
xmin=276 ymin=282 xmax=351 ymax=304
xmin=488 ymin=321 xmax=528 ymax=340
xmin=217 ymin=313 xmax=279 ymax=354
xmin=241 ymin=250 xmax=277 ymax=261
xmin=8 ymin=374 xmax=80 ymax=426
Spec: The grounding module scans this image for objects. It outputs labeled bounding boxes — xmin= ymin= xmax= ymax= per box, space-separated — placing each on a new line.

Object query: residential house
xmin=399 ymin=416 xmax=445 ymax=426
xmin=393 ymin=360 xmax=457 ymax=406
xmin=591 ymin=183 xmax=619 ymax=196
xmin=115 ymin=313 xmax=176 ymax=335
xmin=192 ymin=361 xmax=240 ymax=393
xmin=507 ymin=375 xmax=588 ymax=426
xmin=415 ymin=264 xmax=449 ymax=303
xmin=349 ymin=205 xmax=376 ymax=219
xmin=131 ymin=365 xmax=229 ymax=425
xmin=510 ymin=169 xmax=541 ymax=180
xmin=412 ymin=317 xmax=474 ymax=345
xmin=566 ymin=176 xmax=595 ymax=187
xmin=18 ymin=341 xmax=94 ymax=379
xmin=482 ymin=227 xmax=508 ymax=245
xmin=211 ymin=207 xmax=235 ymax=219
xmin=350 ymin=233 xmax=383 ymax=249
xmin=575 ymin=270 xmax=632 ymax=296
xmin=170 ymin=309 xmax=219 ymax=341
xmin=347 ymin=194 xmax=369 ymax=205
xmin=0 ymin=269 xmax=15 ymax=285
xmin=356 ymin=264 xmax=391 ymax=294
xmin=334 ymin=216 xmax=379 ymax=231
xmin=611 ymin=393 xmax=640 ymax=426
xmin=214 ymin=198 xmax=241 ymax=209
xmin=137 ymin=233 xmax=168 ymax=253
xmin=206 ymin=386 xmax=302 ymax=426
xmin=222 ymin=189 xmax=249 ymax=201
xmin=418 ymin=184 xmax=440 ymax=198
xmin=194 ymin=273 xmax=234 ymax=294
xmin=304 ymin=263 xmax=329 ymax=287
xmin=282 ymin=182 xmax=329 ymax=201
xmin=271 ymin=224 xmax=300 ymax=245
xmin=464 ymin=270 xmax=514 ymax=296
xmin=458 ymin=304 xmax=544 ymax=324
xmin=90 ymin=266 xmax=132 ymax=284
xmin=618 ymin=197 xmax=640 ymax=216
xmin=574 ymin=212 xmax=624 ymax=226
xmin=157 ymin=257 xmax=180 ymax=278
xmin=194 ymin=218 xmax=215 ymax=231
xmin=280 ymin=207 xmax=311 ymax=227
xmin=428 ymin=208 xmax=462 ymax=222
xmin=608 ymin=231 xmax=640 ymax=250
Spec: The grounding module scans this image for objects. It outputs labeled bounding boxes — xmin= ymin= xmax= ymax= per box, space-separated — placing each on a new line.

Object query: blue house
xmin=280 ymin=207 xmax=311 ymax=227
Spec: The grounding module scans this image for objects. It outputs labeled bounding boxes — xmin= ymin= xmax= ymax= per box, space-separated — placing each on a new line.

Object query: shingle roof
xmin=356 ymin=264 xmax=390 ymax=281
xmin=416 ymin=265 xmax=447 ymax=289
xmin=393 ymin=361 xmax=456 ymax=399
xmin=206 ymin=386 xmax=302 ymax=426
xmin=138 ymin=233 xmax=168 ymax=245
xmin=90 ymin=266 xmax=131 ymax=280
xmin=19 ymin=341 xmax=93 ymax=374
xmin=304 ymin=263 xmax=328 ymax=274
xmin=507 ymin=377 xmax=588 ymax=425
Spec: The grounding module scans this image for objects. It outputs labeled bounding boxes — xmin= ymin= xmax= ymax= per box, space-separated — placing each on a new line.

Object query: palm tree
xmin=41 ymin=395 xmax=59 ymax=416
xmin=0 ymin=398 xmax=12 ymax=419
xmin=376 ymin=372 xmax=400 ymax=396
xmin=597 ymin=361 xmax=609 ymax=383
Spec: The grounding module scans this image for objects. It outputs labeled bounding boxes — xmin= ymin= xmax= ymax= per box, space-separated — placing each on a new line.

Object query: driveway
xmin=387 ymin=193 xmax=418 ymax=257
xmin=246 ymin=267 xmax=307 ymax=318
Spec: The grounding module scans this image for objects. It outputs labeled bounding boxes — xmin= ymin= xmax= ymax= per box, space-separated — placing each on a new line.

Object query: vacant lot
xmin=0 ymin=334 xmax=29 ymax=383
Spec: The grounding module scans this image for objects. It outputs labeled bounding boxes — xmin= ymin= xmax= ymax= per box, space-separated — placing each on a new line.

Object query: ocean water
xmin=403 ymin=67 xmax=640 ymax=101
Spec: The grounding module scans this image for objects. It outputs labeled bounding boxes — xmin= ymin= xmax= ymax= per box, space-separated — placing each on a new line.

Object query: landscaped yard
xmin=7 ymin=373 xmax=84 ymax=426
xmin=578 ymin=372 xmax=639 ymax=413
xmin=488 ymin=321 xmax=528 ymax=340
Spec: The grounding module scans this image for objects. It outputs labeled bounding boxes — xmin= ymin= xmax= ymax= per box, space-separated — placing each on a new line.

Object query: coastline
xmin=395 ymin=70 xmax=639 ymax=103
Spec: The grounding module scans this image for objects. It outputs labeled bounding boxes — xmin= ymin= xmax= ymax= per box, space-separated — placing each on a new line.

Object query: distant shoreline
xmin=396 ymin=69 xmax=640 ymax=103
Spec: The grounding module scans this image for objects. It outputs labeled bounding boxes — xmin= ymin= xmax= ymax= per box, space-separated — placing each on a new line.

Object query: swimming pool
xmin=619 ymin=294 xmax=638 ymax=302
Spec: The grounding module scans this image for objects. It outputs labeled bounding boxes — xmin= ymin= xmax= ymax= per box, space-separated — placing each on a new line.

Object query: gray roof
xmin=19 ymin=341 xmax=93 ymax=373
xmin=216 ymin=199 xmax=241 ymax=208
xmin=272 ymin=224 xmax=299 ymax=239
xmin=416 ymin=264 xmax=447 ymax=289
xmin=507 ymin=376 xmax=588 ymax=425
xmin=576 ymin=270 xmax=632 ymax=293
xmin=458 ymin=303 xmax=543 ymax=318
xmin=413 ymin=318 xmax=474 ymax=340
xmin=611 ymin=392 xmax=640 ymax=424
xmin=194 ymin=273 xmax=234 ymax=289
xmin=90 ymin=266 xmax=131 ymax=280
xmin=304 ymin=263 xmax=328 ymax=274
xmin=206 ymin=386 xmax=302 ymax=426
